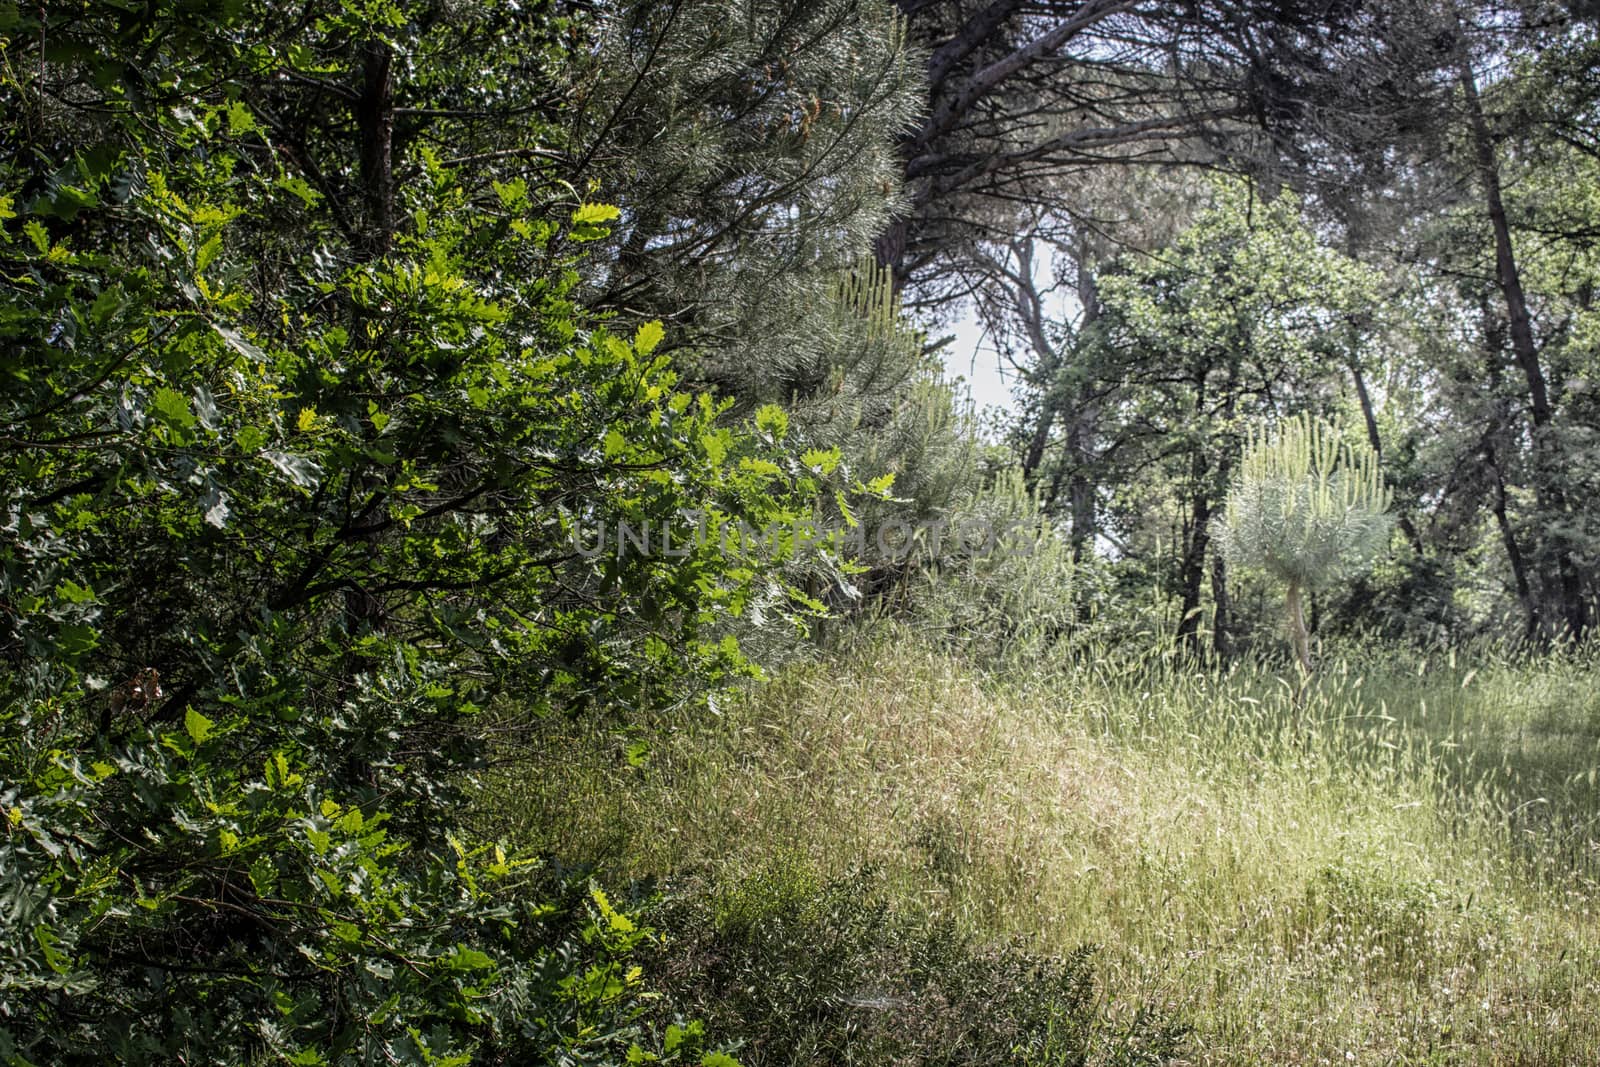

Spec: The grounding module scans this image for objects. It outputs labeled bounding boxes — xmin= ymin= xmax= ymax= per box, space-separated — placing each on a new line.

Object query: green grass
xmin=492 ymin=631 xmax=1600 ymax=1065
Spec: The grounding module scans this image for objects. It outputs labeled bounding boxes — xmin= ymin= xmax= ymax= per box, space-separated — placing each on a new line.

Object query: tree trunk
xmin=1285 ymin=582 xmax=1311 ymax=677
xmin=1176 ymin=485 xmax=1212 ymax=654
xmin=1457 ymin=23 xmax=1585 ymax=640
xmin=1064 ymin=238 xmax=1101 ymax=554
xmin=1067 ymin=427 xmax=1096 ymax=561
xmin=1350 ymin=359 xmax=1424 ymax=556
xmin=873 ymin=215 xmax=910 ymax=289
xmin=1021 ymin=385 xmax=1057 ymax=479
xmin=1210 ymin=553 xmax=1232 ymax=660
xmin=1485 ymin=435 xmax=1540 ymax=643
xmin=1010 ymin=237 xmax=1059 ymax=481
xmin=1476 ymin=302 xmax=1541 ymax=641
xmin=357 ymin=41 xmax=395 ymax=257
xmin=1179 ymin=358 xmax=1236 ymax=655
xmin=1177 ymin=357 xmax=1233 ymax=655
xmin=1456 ymin=36 xmax=1548 ymax=429
xmin=345 ymin=39 xmax=396 ymax=703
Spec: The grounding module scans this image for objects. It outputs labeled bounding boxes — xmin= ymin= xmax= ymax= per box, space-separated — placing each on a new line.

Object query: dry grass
xmin=492 ymin=633 xmax=1600 ymax=1065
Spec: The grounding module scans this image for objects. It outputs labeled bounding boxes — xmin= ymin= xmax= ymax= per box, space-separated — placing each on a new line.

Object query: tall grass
xmin=491 ymin=629 xmax=1600 ymax=1065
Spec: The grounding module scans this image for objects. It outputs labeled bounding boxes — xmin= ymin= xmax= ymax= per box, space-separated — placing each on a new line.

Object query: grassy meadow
xmin=494 ymin=632 xmax=1600 ymax=1065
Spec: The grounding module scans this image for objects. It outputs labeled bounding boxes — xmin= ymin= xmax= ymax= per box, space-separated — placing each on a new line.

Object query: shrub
xmin=904 ymin=466 xmax=1079 ymax=662
xmin=2 ymin=697 xmax=670 ymax=1062
xmin=641 ymin=867 xmax=1192 ymax=1067
xmin=1 ymin=2 xmax=854 ymax=1061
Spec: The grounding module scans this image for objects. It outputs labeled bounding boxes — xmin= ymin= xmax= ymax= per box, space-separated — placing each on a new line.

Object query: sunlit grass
xmin=491 ymin=630 xmax=1600 ymax=1065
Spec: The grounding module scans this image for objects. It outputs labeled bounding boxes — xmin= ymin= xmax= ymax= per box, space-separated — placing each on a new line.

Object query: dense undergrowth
xmin=491 ymin=631 xmax=1600 ymax=1065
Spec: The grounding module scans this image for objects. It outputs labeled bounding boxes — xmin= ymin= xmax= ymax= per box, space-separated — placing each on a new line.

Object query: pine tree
xmin=571 ymin=0 xmax=921 ymax=399
xmin=559 ymin=1 xmax=984 ymax=616
xmin=1214 ymin=414 xmax=1393 ymax=676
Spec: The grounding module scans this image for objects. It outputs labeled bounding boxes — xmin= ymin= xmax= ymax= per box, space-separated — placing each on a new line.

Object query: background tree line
xmin=909 ymin=0 xmax=1600 ymax=652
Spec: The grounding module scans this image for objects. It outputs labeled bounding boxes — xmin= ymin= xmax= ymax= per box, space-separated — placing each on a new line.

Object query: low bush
xmin=640 ymin=866 xmax=1192 ymax=1067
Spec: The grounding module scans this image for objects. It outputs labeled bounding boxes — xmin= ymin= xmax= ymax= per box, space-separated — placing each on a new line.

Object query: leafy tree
xmin=1214 ymin=414 xmax=1393 ymax=676
xmin=1080 ymin=182 xmax=1380 ymax=654
xmin=960 ymin=174 xmax=1209 ymax=558
xmin=1251 ymin=0 xmax=1600 ymax=644
xmin=0 ymin=1 xmax=870 ymax=1061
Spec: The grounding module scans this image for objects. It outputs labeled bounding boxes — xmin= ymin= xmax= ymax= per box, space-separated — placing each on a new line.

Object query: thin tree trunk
xmin=346 ymin=39 xmax=396 ymax=703
xmin=1064 ymin=238 xmax=1101 ymax=552
xmin=1067 ymin=427 xmax=1096 ymax=560
xmin=1211 ymin=553 xmax=1232 ymax=660
xmin=1176 ymin=490 xmax=1210 ymax=654
xmin=1021 ymin=392 xmax=1057 ymax=479
xmin=1457 ymin=39 xmax=1547 ymax=428
xmin=1010 ymin=238 xmax=1059 ymax=481
xmin=1181 ymin=360 xmax=1236 ymax=655
xmin=1285 ymin=582 xmax=1311 ymax=677
xmin=1177 ymin=358 xmax=1229 ymax=655
xmin=1350 ymin=360 xmax=1424 ymax=555
xmin=1457 ymin=22 xmax=1585 ymax=639
xmin=1486 ymin=435 xmax=1540 ymax=643
xmin=1478 ymin=304 xmax=1542 ymax=643
xmin=357 ymin=41 xmax=395 ymax=256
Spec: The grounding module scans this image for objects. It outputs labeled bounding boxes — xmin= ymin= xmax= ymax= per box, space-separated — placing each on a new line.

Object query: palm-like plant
xmin=1215 ymin=414 xmax=1394 ymax=676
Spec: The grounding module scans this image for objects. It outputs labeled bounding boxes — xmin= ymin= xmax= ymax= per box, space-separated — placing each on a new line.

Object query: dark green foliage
xmin=576 ymin=0 xmax=918 ymax=375
xmin=643 ymin=867 xmax=1192 ymax=1067
xmin=565 ymin=4 xmax=984 ymax=623
xmin=2 ymin=704 xmax=668 ymax=1063
xmin=0 ymin=1 xmax=869 ymax=1062
xmin=777 ymin=261 xmax=981 ymax=616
